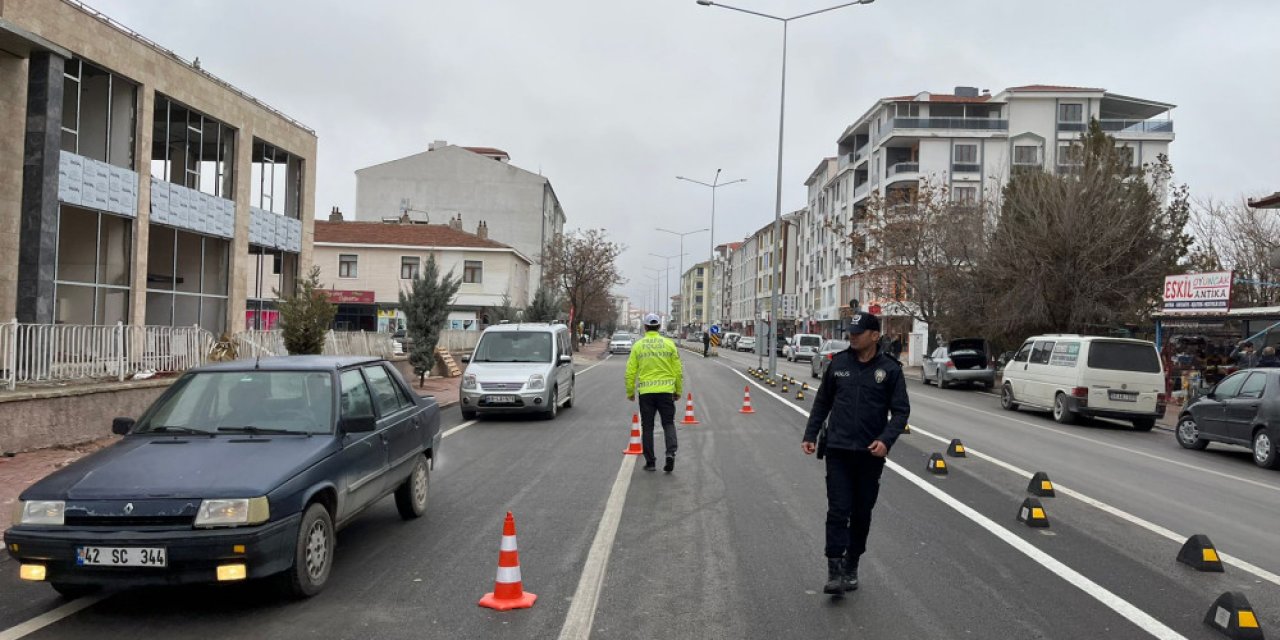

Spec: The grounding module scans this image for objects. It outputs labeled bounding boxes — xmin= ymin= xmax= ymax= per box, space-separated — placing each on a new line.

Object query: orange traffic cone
xmin=739 ymin=386 xmax=755 ymax=414
xmin=478 ymin=512 xmax=537 ymax=611
xmin=681 ymin=393 xmax=701 ymax=425
xmin=623 ymin=413 xmax=644 ymax=455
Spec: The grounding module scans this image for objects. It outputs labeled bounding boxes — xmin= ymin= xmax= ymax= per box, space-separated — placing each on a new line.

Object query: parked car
xmin=786 ymin=334 xmax=823 ymax=362
xmin=4 ymin=356 xmax=441 ymax=599
xmin=775 ymin=335 xmax=790 ymax=356
xmin=922 ymin=338 xmax=996 ymax=389
xmin=460 ymin=323 xmax=576 ymax=420
xmin=999 ymin=335 xmax=1166 ymax=430
xmin=608 ymin=331 xmax=636 ymax=354
xmin=723 ymin=332 xmax=741 ymax=350
xmin=736 ymin=336 xmax=757 ymax=352
xmin=1174 ymin=369 xmax=1280 ymax=468
xmin=811 ymin=339 xmax=850 ymax=378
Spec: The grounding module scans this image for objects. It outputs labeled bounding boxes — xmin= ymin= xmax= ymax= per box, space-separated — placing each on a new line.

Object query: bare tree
xmin=541 ymin=229 xmax=626 ymax=349
xmin=1188 ymin=198 xmax=1280 ymax=308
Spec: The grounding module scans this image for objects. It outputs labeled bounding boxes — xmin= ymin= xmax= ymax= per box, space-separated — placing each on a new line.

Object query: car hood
xmin=21 ymin=435 xmax=340 ymax=500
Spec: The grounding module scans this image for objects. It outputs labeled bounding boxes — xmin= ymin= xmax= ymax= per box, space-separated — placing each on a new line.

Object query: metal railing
xmin=951 ymin=162 xmax=981 ymax=174
xmin=890 ymin=117 xmax=1008 ymax=131
xmin=233 ymin=330 xmax=397 ymax=360
xmin=0 ymin=320 xmax=213 ymax=390
xmin=854 ymin=182 xmax=871 ymax=199
xmin=888 ymin=162 xmax=920 ymax=175
xmin=1099 ymin=119 xmax=1173 ymax=134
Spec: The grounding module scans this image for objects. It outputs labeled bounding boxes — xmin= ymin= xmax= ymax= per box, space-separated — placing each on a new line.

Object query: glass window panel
xmin=340 ymin=370 xmax=375 ymax=419
xmin=202 ymin=237 xmax=229 ymax=295
xmin=78 ymin=64 xmax=110 ymax=163
xmin=61 ymin=129 xmax=77 ymax=154
xmin=108 ymin=77 xmax=136 ymax=169
xmin=55 ymin=283 xmax=95 ymax=325
xmin=363 ymin=365 xmax=405 ymax=415
xmin=199 ymin=296 xmax=226 ymax=335
xmin=286 ymin=155 xmax=302 ymax=218
xmin=98 ymin=213 xmax=132 ymax=286
xmin=250 ymin=141 xmax=264 ymax=209
xmin=57 ymin=206 xmax=98 ymax=283
xmin=271 ymin=152 xmax=287 ymax=215
xmin=145 ymin=291 xmax=173 ymax=325
xmin=174 ymin=294 xmax=200 ymax=327
xmin=218 ymin=124 xmax=235 ymax=198
xmin=62 ymin=75 xmax=79 ymax=134
xmin=174 ymin=230 xmax=202 ymax=293
xmin=198 ymin=117 xmax=219 ymax=195
xmin=146 ymin=224 xmax=175 ymax=290
xmin=96 ymin=288 xmax=129 ymax=325
xmin=150 ymin=97 xmax=168 ymax=180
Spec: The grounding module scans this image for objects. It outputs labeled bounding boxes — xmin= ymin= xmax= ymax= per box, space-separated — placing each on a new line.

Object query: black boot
xmin=823 ymin=558 xmax=845 ymax=595
xmin=842 ymin=557 xmax=859 ymax=592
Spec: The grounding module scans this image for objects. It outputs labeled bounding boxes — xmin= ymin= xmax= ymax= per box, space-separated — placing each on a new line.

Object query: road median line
xmin=557 ymin=455 xmax=638 ymax=640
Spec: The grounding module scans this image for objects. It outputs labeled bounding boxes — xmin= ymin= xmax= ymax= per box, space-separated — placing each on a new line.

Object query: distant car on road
xmin=785 ymin=334 xmax=823 ymax=362
xmin=1175 ymin=368 xmax=1280 ymax=469
xmin=608 ymin=331 xmax=636 ymax=354
xmin=736 ymin=336 xmax=757 ymax=352
xmin=723 ymin=332 xmax=741 ymax=350
xmin=4 ymin=356 xmax=441 ymax=599
xmin=922 ymin=338 xmax=996 ymax=389
xmin=811 ymin=339 xmax=850 ymax=378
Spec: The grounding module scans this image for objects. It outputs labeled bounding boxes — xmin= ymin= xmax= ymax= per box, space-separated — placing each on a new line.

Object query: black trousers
xmin=824 ymin=448 xmax=886 ymax=560
xmin=703 ymin=342 xmax=710 ymax=356
xmin=637 ymin=393 xmax=677 ymax=463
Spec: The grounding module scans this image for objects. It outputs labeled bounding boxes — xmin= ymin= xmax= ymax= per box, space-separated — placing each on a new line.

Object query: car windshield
xmin=473 ymin=331 xmax=554 ymax=363
xmin=612 ymin=333 xmax=632 ymax=341
xmin=798 ymin=336 xmax=821 ymax=347
xmin=136 ymin=371 xmax=334 ymax=435
xmin=1087 ymin=341 xmax=1162 ymax=373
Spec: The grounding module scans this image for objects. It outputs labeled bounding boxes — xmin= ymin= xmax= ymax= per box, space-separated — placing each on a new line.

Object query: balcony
xmin=837 ymin=143 xmax=872 ymax=170
xmin=888 ymin=162 xmax=919 ymax=176
xmin=854 ymin=182 xmax=870 ymax=199
xmin=888 ymin=117 xmax=1008 ymax=132
xmin=1056 ymin=119 xmax=1173 ymax=135
xmin=951 ymin=163 xmax=981 ymax=174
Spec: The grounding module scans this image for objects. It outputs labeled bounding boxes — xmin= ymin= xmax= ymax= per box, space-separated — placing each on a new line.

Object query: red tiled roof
xmin=1006 ymin=84 xmax=1103 ymax=92
xmin=314 ymin=220 xmax=514 ymax=250
xmin=1249 ymin=192 xmax=1280 ymax=209
xmin=462 ymin=146 xmax=509 ymax=157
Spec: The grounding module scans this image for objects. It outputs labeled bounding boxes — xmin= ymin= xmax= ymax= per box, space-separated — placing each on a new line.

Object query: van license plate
xmin=1108 ymin=391 xmax=1137 ymax=402
xmin=486 ymin=395 xmax=516 ymax=404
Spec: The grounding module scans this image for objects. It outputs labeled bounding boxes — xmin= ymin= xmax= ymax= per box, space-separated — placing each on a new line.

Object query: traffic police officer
xmin=626 ymin=313 xmax=684 ymax=472
xmin=801 ymin=311 xmax=909 ymax=595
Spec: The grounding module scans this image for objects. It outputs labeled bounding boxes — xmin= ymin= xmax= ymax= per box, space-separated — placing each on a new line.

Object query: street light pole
xmin=656 ymin=227 xmax=708 ymax=334
xmin=677 ymin=171 xmax=745 ymax=330
xmin=696 ymin=0 xmax=875 ymax=378
xmin=648 ymin=252 xmax=687 ymax=328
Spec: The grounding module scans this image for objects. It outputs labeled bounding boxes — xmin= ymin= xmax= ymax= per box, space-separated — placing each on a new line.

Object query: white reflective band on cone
xmin=500 ymin=536 xmax=518 ymax=552
xmin=496 ymin=566 xmax=522 ymax=583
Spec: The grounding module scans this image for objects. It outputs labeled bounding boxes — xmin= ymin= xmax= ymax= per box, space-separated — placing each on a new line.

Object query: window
xmin=150 ymin=95 xmax=235 ymax=197
xmin=339 ymin=254 xmax=358 ymax=279
xmin=1059 ymin=143 xmax=1084 ymax=166
xmin=54 ymin=206 xmax=133 ymax=325
xmin=363 ymin=365 xmax=407 ymax=416
xmin=61 ymin=59 xmax=137 ymax=170
xmin=1030 ymin=340 xmax=1055 ymax=365
xmin=463 ymin=260 xmax=483 ymax=284
xmin=340 ymin=370 xmax=375 ymax=419
xmin=1212 ymin=372 xmax=1248 ymax=400
xmin=401 ymin=256 xmax=420 ymax=280
xmin=1239 ymin=373 xmax=1267 ymax=399
xmin=1049 ymin=342 xmax=1080 ymax=367
xmin=1086 ymin=341 xmax=1161 ymax=373
xmin=1059 ymin=103 xmax=1084 ymax=123
xmin=953 ymin=186 xmax=978 ymax=205
xmin=1116 ymin=145 xmax=1136 ymax=167
xmin=143 ymin=226 xmax=229 ymax=333
xmin=251 ymin=139 xmax=304 ymax=218
xmin=953 ymin=144 xmax=978 ymax=164
xmin=1013 ymin=145 xmax=1040 ymax=165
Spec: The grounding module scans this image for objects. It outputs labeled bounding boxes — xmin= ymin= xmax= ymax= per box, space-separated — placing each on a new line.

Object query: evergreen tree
xmin=400 ymin=255 xmax=461 ymax=383
xmin=275 ymin=265 xmax=336 ymax=355
xmin=486 ymin=294 xmax=522 ymax=325
xmin=526 ymin=285 xmax=562 ymax=323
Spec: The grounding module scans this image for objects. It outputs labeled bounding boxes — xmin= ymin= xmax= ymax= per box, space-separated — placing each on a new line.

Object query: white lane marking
xmin=915 ymin=393 xmax=1279 ymax=493
xmin=443 ymin=356 xmax=613 ymax=440
xmin=905 ymin=424 xmax=1280 ymax=588
xmin=0 ymin=594 xmax=107 ymax=640
xmin=557 ymin=455 xmax=638 ymax=640
xmin=722 ymin=363 xmax=1190 ymax=639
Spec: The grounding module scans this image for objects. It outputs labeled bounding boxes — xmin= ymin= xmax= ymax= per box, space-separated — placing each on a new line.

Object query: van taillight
xmin=826 ymin=353 xmax=834 ymax=360
xmin=1071 ymin=387 xmax=1089 ymax=398
xmin=945 ymin=360 xmax=955 ymax=369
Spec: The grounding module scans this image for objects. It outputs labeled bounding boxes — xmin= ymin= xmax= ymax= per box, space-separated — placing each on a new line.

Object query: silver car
xmin=460 ymin=323 xmax=576 ymax=420
xmin=811 ymin=339 xmax=850 ymax=378
xmin=922 ymin=338 xmax=996 ymax=389
xmin=608 ymin=332 xmax=635 ymax=354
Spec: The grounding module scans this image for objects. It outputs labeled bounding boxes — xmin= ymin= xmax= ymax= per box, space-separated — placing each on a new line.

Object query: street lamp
xmin=677 ymin=170 xmax=746 ymax=330
xmin=649 ymin=252 xmax=688 ymax=324
xmin=656 ymin=227 xmax=708 ymax=333
xmin=696 ymin=0 xmax=876 ymax=377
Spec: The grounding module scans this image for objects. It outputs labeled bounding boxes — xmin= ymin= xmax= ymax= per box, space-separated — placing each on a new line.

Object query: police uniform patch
xmin=874 ymin=369 xmax=886 ymax=383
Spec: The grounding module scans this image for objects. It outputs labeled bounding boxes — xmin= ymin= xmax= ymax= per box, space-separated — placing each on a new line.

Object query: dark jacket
xmin=803 ymin=348 xmax=910 ymax=452
xmin=1257 ymin=355 xmax=1280 ymax=368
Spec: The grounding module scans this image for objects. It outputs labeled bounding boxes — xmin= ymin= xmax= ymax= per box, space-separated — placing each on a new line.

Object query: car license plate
xmin=1108 ymin=391 xmax=1138 ymax=402
xmin=486 ymin=395 xmax=516 ymax=404
xmin=76 ymin=546 xmax=167 ymax=567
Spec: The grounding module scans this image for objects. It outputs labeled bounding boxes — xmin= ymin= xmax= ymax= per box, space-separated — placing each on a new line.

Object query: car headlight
xmin=194 ymin=497 xmax=270 ymax=528
xmin=527 ymin=374 xmax=545 ymax=390
xmin=462 ymin=373 xmax=477 ymax=390
xmin=17 ymin=500 xmax=64 ymax=526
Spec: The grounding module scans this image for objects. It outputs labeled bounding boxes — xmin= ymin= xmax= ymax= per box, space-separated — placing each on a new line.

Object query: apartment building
xmin=678 ymin=261 xmax=708 ymax=330
xmin=798 ymin=83 xmax=1175 ymax=362
xmin=0 ymin=0 xmax=318 ymax=334
xmin=354 ymin=141 xmax=566 ymax=295
xmin=312 ymin=215 xmax=531 ymax=333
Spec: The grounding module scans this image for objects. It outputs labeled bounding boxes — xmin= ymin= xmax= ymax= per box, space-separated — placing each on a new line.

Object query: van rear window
xmin=1087 ymin=342 xmax=1161 ymax=373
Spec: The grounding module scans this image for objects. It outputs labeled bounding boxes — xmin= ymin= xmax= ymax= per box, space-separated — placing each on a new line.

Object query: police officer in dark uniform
xmin=801 ymin=311 xmax=909 ymax=595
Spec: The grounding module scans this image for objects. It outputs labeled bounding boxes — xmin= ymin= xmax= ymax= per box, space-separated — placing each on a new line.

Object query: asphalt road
xmin=0 ymin=348 xmax=1276 ymax=639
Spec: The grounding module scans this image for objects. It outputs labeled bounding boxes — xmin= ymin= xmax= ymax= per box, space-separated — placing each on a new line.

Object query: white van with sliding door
xmin=999 ymin=335 xmax=1166 ymax=431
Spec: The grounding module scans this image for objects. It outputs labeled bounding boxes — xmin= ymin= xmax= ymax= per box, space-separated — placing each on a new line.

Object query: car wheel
xmin=279 ymin=503 xmax=334 ymax=598
xmin=1253 ymin=427 xmax=1280 ymax=469
xmin=1052 ymin=393 xmax=1077 ymax=425
xmin=1000 ymin=384 xmax=1019 ymax=411
xmin=1175 ymin=415 xmax=1208 ymax=449
xmin=50 ymin=582 xmax=99 ymax=600
xmin=543 ymin=387 xmax=559 ymax=420
xmin=1131 ymin=418 xmax=1155 ymax=432
xmin=395 ymin=455 xmax=430 ymax=520
xmin=461 ymin=407 xmax=477 ymax=421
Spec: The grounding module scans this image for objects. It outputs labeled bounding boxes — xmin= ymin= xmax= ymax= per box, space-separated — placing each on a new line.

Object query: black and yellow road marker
xmin=1204 ymin=592 xmax=1263 ymax=639
xmin=1178 ymin=534 xmax=1225 ymax=573
xmin=1027 ymin=472 xmax=1055 ymax=497
xmin=1017 ymin=498 xmax=1049 ymax=528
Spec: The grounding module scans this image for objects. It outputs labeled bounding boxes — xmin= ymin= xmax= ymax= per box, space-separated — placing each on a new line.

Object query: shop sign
xmin=322 ymin=289 xmax=376 ymax=304
xmin=1162 ymin=272 xmax=1232 ymax=314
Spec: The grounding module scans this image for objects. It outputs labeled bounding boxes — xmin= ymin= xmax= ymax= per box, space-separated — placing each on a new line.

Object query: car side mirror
xmin=559 ymin=354 xmax=572 ymax=365
xmin=461 ymin=353 xmax=471 ymax=363
xmin=340 ymin=415 xmax=377 ymax=433
xmin=111 ymin=417 xmax=135 ymax=435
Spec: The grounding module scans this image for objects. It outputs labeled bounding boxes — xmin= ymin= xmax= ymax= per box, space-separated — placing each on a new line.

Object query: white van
xmin=459 ymin=323 xmax=576 ymax=420
xmin=999 ymin=335 xmax=1166 ymax=430
xmin=786 ymin=334 xmax=823 ymax=362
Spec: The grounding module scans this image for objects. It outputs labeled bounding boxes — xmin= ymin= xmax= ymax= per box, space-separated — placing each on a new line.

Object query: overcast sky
xmin=90 ymin=0 xmax=1280 ymax=310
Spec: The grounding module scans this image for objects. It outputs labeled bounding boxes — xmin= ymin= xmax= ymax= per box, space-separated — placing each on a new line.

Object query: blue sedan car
xmin=5 ymin=356 xmax=441 ymax=598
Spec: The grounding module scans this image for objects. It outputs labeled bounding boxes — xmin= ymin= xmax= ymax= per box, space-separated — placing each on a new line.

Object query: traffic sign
xmin=709 ymin=325 xmax=721 ymax=335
